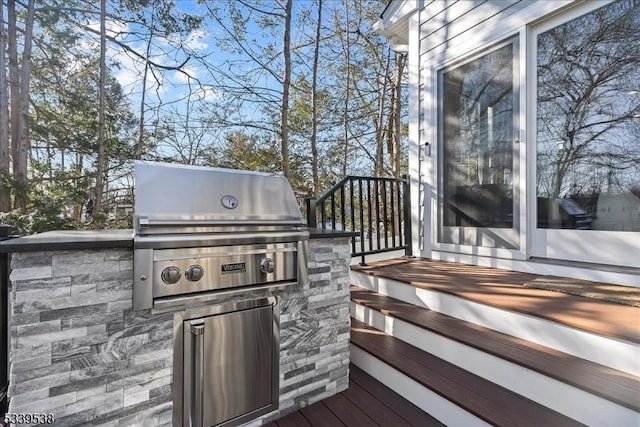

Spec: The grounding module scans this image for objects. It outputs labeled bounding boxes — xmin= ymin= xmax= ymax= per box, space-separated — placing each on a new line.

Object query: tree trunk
xmin=94 ymin=0 xmax=107 ymax=216
xmin=7 ymin=0 xmax=35 ymax=212
xmin=374 ymin=51 xmax=391 ymax=177
xmin=310 ymin=0 xmax=322 ymax=196
xmin=280 ymin=0 xmax=292 ymax=178
xmin=391 ymin=52 xmax=406 ymax=178
xmin=341 ymin=0 xmax=351 ymax=177
xmin=137 ymin=16 xmax=154 ymax=160
xmin=0 ymin=2 xmax=11 ymax=211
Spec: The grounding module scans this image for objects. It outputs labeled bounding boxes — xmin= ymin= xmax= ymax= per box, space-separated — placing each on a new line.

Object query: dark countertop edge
xmin=0 ymin=230 xmax=134 ymax=253
xmin=0 ymin=228 xmax=356 ymax=253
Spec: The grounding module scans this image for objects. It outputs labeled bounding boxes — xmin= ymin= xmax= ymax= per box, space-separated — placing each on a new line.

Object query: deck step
xmin=350 ymin=318 xmax=584 ymax=427
xmin=350 ymin=266 xmax=640 ymax=376
xmin=351 ymin=286 xmax=640 ymax=425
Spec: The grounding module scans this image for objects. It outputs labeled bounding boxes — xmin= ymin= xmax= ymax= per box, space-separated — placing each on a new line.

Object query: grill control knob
xmin=185 ymin=265 xmax=204 ymax=282
xmin=260 ymin=258 xmax=275 ymax=274
xmin=161 ymin=266 xmax=181 ymax=284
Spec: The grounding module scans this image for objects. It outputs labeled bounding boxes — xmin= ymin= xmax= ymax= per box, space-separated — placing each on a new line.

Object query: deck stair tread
xmin=351 ymin=258 xmax=640 ymax=343
xmin=351 ymin=317 xmax=586 ymax=427
xmin=267 ymin=364 xmax=442 ymax=427
xmin=348 ymin=365 xmax=444 ymax=427
xmin=351 ymin=286 xmax=640 ymax=412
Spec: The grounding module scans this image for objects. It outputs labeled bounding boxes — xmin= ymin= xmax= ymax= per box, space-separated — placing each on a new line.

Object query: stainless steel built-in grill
xmin=133 ymin=161 xmax=309 ymax=311
xmin=132 ymin=161 xmax=309 ymax=427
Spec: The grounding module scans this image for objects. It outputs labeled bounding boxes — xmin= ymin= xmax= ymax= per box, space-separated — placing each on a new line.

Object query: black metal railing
xmin=306 ymin=175 xmax=412 ymax=264
xmin=0 ymin=223 xmax=14 ymax=415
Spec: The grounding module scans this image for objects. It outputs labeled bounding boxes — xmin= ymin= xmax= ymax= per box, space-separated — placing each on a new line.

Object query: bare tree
xmin=386 ymin=51 xmax=406 ymax=178
xmin=310 ymin=0 xmax=323 ymax=195
xmin=0 ymin=2 xmax=10 ymax=211
xmin=7 ymin=0 xmax=35 ymax=212
xmin=280 ymin=0 xmax=292 ymax=178
xmin=94 ymin=0 xmax=107 ymax=216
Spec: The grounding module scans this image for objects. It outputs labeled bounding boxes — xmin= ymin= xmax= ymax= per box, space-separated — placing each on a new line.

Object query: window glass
xmin=440 ymin=43 xmax=517 ymax=247
xmin=536 ymin=0 xmax=640 ymax=231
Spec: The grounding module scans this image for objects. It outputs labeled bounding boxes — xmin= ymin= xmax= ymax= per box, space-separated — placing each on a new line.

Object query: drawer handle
xmin=191 ymin=323 xmax=205 ymax=427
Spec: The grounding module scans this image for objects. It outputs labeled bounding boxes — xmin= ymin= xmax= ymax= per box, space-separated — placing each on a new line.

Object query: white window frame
xmin=527 ymin=0 xmax=640 ymax=267
xmin=427 ymin=26 xmax=528 ymax=261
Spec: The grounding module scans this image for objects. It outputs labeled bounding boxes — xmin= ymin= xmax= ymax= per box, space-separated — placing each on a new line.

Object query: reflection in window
xmin=537 ymin=0 xmax=640 ymax=231
xmin=441 ymin=44 xmax=515 ymax=229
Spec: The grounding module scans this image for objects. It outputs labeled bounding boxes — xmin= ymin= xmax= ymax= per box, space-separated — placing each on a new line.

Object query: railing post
xmin=0 ymin=223 xmax=14 ymax=415
xmin=305 ymin=197 xmax=317 ymax=228
xmin=402 ymin=175 xmax=413 ymax=257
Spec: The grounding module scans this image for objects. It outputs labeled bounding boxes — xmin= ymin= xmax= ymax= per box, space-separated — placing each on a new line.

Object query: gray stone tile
xmin=11 ymin=391 xmax=77 ymax=415
xmin=11 ymin=354 xmax=52 ymax=373
xmin=12 ymin=276 xmax=71 ymax=291
xmin=14 ymin=360 xmax=70 ymax=383
xmin=69 ymin=360 xmax=126 ymax=382
xmin=15 ymin=371 xmax=70 ymax=394
xmin=52 ymin=331 xmax=111 ymax=363
xmin=15 ymin=285 xmax=70 ymax=302
xmin=294 ymin=383 xmax=328 ymax=406
xmin=107 ymin=300 xmax=131 ymax=312
xmin=95 ymin=279 xmax=130 ymax=292
xmin=105 ymin=250 xmax=132 ymax=261
xmin=308 ymin=265 xmax=331 ymax=274
xmin=54 ymin=408 xmax=97 ymax=425
xmin=17 ymin=319 xmax=61 ymax=336
xmin=52 ymin=261 xmax=120 ymax=278
xmin=149 ymin=384 xmax=172 ymax=400
xmin=7 ymin=387 xmax=49 ymax=408
xmin=17 ymin=327 xmax=87 ymax=348
xmin=40 ymin=303 xmax=108 ymax=322
xmin=10 ymin=311 xmax=40 ymax=326
xmin=105 ymin=360 xmax=169 ymax=390
xmin=71 ymin=269 xmax=131 ymax=285
xmin=117 ymin=401 xmax=172 ymax=427
xmin=92 ymin=389 xmax=125 ymax=418
xmin=283 ymin=362 xmax=316 ymax=380
xmin=71 ymin=283 xmax=97 ymax=295
xmin=70 ymin=352 xmax=123 ymax=371
xmin=92 ymin=394 xmax=170 ymax=425
xmin=10 ymin=266 xmax=53 ymax=281
xmin=49 ymin=375 xmax=108 ymax=397
xmin=52 ymin=251 xmax=106 ymax=266
xmin=12 ymin=299 xmax=52 ymax=314
xmin=67 ymin=311 xmax=121 ymax=329
xmin=11 ymin=252 xmax=53 ymax=269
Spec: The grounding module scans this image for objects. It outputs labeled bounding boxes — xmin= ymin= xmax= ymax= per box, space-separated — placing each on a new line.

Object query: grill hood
xmin=134 ymin=161 xmax=304 ymax=234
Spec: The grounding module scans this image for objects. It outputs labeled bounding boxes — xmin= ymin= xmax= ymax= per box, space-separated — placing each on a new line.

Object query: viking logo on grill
xmin=221 ymin=262 xmax=247 ymax=273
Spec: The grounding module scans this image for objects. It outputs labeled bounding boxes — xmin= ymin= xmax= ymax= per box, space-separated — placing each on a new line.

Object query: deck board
xmin=351 ymin=257 xmax=640 ymax=343
xmin=340 ymin=380 xmax=413 ymax=427
xmin=270 ymin=364 xmax=439 ymax=427
xmin=348 ymin=366 xmax=444 ymax=427
xmin=322 ymin=393 xmax=377 ymax=427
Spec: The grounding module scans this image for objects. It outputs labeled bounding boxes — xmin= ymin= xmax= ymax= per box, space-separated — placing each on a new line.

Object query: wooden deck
xmin=264 ymin=365 xmax=443 ymax=427
xmin=351 ymin=257 xmax=640 ymax=343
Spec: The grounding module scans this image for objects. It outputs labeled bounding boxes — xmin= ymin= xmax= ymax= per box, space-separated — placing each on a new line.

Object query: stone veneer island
xmin=1 ymin=229 xmax=352 ymax=426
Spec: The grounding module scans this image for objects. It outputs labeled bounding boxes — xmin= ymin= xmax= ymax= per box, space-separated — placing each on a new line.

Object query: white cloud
xmin=173 ymin=64 xmax=199 ymax=83
xmin=185 ymin=29 xmax=209 ymax=51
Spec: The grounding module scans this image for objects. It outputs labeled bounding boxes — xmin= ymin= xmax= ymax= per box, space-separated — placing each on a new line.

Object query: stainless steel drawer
xmin=174 ymin=298 xmax=279 ymax=426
